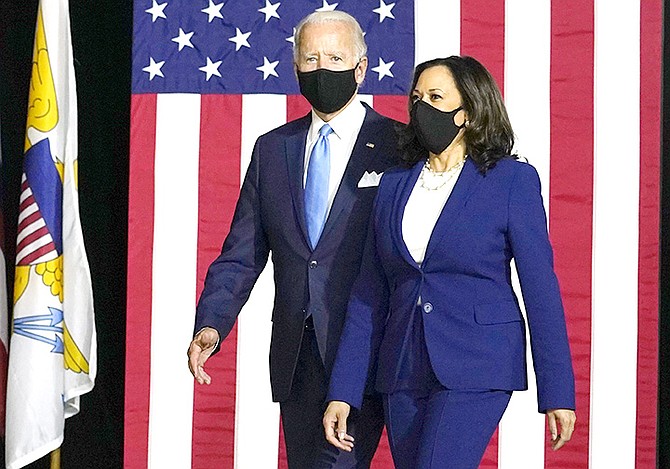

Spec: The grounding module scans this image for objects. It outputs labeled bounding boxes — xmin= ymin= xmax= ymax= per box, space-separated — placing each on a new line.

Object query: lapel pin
xmin=366 ymin=142 xmax=375 ymax=148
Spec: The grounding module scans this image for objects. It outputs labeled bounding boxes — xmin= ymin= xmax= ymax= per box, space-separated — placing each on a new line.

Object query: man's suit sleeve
xmin=194 ymin=138 xmax=270 ymax=351
xmin=507 ymin=162 xmax=576 ymax=413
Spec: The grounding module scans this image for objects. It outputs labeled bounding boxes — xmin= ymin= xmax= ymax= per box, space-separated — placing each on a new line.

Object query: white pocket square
xmin=357 ymin=171 xmax=383 ymax=188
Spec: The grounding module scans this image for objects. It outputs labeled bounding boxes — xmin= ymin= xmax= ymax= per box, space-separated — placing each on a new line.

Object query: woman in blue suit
xmin=322 ymin=56 xmax=576 ymax=469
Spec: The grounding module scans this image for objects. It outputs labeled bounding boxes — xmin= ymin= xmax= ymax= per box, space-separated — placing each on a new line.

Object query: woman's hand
xmin=547 ymin=408 xmax=576 ymax=450
xmin=323 ymin=401 xmax=355 ymax=452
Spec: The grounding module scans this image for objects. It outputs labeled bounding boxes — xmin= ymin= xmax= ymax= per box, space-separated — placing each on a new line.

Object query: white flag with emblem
xmin=5 ymin=0 xmax=96 ymax=467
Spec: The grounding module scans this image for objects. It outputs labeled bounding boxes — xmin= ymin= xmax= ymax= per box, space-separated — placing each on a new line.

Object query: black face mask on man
xmin=297 ymin=67 xmax=358 ymax=114
xmin=410 ymin=99 xmax=466 ymax=155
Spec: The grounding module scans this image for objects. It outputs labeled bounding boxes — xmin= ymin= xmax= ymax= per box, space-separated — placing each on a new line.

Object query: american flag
xmin=126 ymin=1 xmax=661 ymax=468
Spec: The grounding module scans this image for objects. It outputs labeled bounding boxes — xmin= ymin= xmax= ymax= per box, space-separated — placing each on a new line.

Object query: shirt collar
xmin=308 ymin=96 xmax=366 ymax=143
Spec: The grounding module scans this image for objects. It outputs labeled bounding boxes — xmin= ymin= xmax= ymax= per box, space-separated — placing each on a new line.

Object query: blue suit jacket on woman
xmin=327 ymin=157 xmax=576 ymax=413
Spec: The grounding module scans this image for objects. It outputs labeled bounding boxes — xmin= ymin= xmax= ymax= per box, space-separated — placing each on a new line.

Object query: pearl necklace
xmin=419 ymin=158 xmax=466 ymax=191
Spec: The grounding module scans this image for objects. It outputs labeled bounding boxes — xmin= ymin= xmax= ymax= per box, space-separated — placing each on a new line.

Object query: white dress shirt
xmin=303 ymin=98 xmax=366 ymax=214
xmin=402 ymin=163 xmax=464 ymax=265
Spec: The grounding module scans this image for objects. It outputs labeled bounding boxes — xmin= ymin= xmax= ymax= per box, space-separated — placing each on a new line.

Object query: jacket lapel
xmin=317 ymin=105 xmax=379 ymax=244
xmin=285 ymin=120 xmax=310 ymax=248
xmin=423 ymin=158 xmax=483 ymax=262
xmin=392 ymin=161 xmax=424 ymax=268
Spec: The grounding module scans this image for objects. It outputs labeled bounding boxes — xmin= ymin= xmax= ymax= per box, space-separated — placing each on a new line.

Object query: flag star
xmin=372 ymin=0 xmax=395 ymax=22
xmin=258 ymin=0 xmax=281 ymax=22
xmin=371 ymin=57 xmax=395 ymax=81
xmin=286 ymin=27 xmax=296 ymax=45
xmin=199 ymin=57 xmax=222 ymax=81
xmin=142 ymin=57 xmax=165 ymax=80
xmin=202 ymin=0 xmax=224 ymax=23
xmin=229 ymin=28 xmax=251 ymax=51
xmin=315 ymin=0 xmax=338 ymax=11
xmin=145 ymin=0 xmax=167 ymax=22
xmin=256 ymin=56 xmax=279 ymax=80
xmin=172 ymin=28 xmax=194 ymax=51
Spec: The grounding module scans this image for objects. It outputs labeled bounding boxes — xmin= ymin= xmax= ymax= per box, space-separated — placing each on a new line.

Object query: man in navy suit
xmin=187 ymin=10 xmax=398 ymax=469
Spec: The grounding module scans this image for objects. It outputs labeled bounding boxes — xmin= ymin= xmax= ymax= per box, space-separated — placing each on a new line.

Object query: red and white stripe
xmin=126 ymin=1 xmax=662 ymax=468
xmin=15 ymin=175 xmax=58 ymax=266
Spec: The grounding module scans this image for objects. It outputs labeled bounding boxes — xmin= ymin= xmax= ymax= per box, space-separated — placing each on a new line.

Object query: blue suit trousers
xmin=383 ymin=387 xmax=512 ymax=469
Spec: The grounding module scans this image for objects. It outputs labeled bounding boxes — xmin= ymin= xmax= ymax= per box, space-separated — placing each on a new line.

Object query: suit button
xmin=423 ymin=302 xmax=433 ymax=314
xmin=309 ymin=260 xmax=318 ymax=269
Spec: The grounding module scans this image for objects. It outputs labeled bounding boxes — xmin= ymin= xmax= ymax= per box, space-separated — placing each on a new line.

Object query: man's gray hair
xmin=293 ymin=11 xmax=367 ymax=63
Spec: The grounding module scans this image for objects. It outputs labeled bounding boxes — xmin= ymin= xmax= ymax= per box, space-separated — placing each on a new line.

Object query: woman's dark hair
xmin=397 ymin=56 xmax=516 ymax=173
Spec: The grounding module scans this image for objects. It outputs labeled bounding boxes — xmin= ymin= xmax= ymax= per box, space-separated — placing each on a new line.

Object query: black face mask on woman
xmin=297 ymin=67 xmax=358 ymax=114
xmin=410 ymin=99 xmax=466 ymax=155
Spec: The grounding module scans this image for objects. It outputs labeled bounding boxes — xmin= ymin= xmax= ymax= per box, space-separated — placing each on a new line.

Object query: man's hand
xmin=547 ymin=408 xmax=576 ymax=451
xmin=323 ymin=401 xmax=355 ymax=452
xmin=187 ymin=327 xmax=219 ymax=385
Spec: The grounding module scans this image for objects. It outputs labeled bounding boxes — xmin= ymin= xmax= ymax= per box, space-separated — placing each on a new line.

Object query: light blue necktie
xmin=304 ymin=124 xmax=333 ymax=249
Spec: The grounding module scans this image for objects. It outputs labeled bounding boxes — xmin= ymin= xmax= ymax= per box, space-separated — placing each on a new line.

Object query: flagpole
xmin=50 ymin=448 xmax=61 ymax=469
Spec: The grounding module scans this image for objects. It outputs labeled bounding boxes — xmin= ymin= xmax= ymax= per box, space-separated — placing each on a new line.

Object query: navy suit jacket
xmin=327 ymin=157 xmax=576 ymax=413
xmin=194 ymin=102 xmax=399 ymax=402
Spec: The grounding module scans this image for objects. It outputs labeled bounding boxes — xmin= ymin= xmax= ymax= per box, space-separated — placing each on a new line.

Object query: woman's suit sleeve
xmin=326 ymin=195 xmax=390 ymax=410
xmin=508 ymin=163 xmax=575 ymax=413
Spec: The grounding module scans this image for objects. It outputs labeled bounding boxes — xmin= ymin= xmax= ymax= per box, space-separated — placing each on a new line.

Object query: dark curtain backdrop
xmin=0 ymin=1 xmax=667 ymax=468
